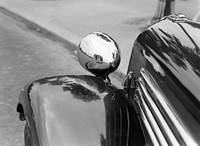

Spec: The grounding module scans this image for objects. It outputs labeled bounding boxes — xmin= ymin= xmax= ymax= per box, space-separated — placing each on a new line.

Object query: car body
xmin=17 ymin=13 xmax=200 ymax=146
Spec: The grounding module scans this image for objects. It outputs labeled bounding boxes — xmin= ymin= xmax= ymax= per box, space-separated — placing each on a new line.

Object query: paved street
xmin=1 ymin=0 xmax=199 ymax=74
xmin=0 ymin=12 xmax=89 ymax=146
xmin=0 ymin=10 xmax=123 ymax=146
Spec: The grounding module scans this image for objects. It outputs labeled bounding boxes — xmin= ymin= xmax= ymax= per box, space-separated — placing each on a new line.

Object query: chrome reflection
xmin=138 ymin=68 xmax=198 ymax=146
xmin=136 ymin=87 xmax=168 ymax=146
xmin=135 ymin=90 xmax=161 ymax=146
xmin=78 ymin=32 xmax=121 ymax=78
xmin=104 ymin=90 xmax=145 ymax=145
xmin=138 ymin=77 xmax=179 ymax=146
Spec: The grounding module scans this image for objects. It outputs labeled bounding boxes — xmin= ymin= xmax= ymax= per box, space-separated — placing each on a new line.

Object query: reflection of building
xmin=151 ymin=0 xmax=175 ymax=24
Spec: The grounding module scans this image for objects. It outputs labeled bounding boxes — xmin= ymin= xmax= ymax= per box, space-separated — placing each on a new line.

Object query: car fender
xmin=18 ymin=75 xmax=123 ymax=145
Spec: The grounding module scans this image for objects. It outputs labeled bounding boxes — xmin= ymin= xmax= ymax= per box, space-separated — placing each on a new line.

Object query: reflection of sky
xmin=143 ymin=49 xmax=165 ymax=76
xmin=81 ymin=33 xmax=118 ymax=63
xmin=154 ymin=21 xmax=196 ymax=48
xmin=31 ymin=82 xmax=106 ymax=146
xmin=180 ymin=23 xmax=200 ymax=48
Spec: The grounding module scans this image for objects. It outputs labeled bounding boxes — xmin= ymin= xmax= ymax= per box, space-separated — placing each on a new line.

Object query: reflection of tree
xmin=63 ymin=83 xmax=101 ymax=102
xmin=188 ymin=21 xmax=200 ymax=30
xmin=138 ymin=24 xmax=200 ymax=77
xmin=96 ymin=33 xmax=111 ymax=42
xmin=99 ymin=133 xmax=106 ymax=146
xmin=178 ymin=23 xmax=200 ymax=76
xmin=37 ymin=76 xmax=101 ymax=102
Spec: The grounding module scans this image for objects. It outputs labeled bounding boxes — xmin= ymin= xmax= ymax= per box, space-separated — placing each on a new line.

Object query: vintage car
xmin=17 ymin=13 xmax=200 ymax=146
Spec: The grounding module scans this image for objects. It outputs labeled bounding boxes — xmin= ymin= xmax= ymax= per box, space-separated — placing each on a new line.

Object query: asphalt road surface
xmin=0 ymin=11 xmax=123 ymax=146
xmin=0 ymin=12 xmax=91 ymax=146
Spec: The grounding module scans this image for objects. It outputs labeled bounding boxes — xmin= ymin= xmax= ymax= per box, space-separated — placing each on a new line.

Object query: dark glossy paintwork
xmin=18 ymin=75 xmax=145 ymax=146
xmin=128 ymin=17 xmax=200 ymax=144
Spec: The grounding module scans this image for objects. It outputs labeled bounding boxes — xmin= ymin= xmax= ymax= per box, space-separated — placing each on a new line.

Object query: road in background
xmin=0 ymin=12 xmax=122 ymax=146
xmin=1 ymin=0 xmax=198 ymax=74
xmin=0 ymin=12 xmax=81 ymax=146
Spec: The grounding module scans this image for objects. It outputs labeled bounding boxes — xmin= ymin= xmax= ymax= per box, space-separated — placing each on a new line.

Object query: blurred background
xmin=0 ymin=0 xmax=199 ymax=145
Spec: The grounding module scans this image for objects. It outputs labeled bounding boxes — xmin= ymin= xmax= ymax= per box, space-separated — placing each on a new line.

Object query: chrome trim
xmin=114 ymin=109 xmax=117 ymax=146
xmin=25 ymin=115 xmax=31 ymax=128
xmin=112 ymin=106 xmax=131 ymax=146
xmin=135 ymin=92 xmax=160 ymax=146
xmin=138 ymin=78 xmax=179 ymax=146
xmin=119 ymin=108 xmax=122 ymax=146
xmin=122 ymin=71 xmax=134 ymax=93
xmin=163 ymin=13 xmax=188 ymax=22
xmin=126 ymin=106 xmax=130 ymax=146
xmin=138 ymin=68 xmax=198 ymax=146
xmin=137 ymin=87 xmax=168 ymax=146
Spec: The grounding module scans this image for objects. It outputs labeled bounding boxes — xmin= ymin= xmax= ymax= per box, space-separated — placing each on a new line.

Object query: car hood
xmin=133 ymin=17 xmax=200 ymax=144
xmin=29 ymin=75 xmax=116 ymax=146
